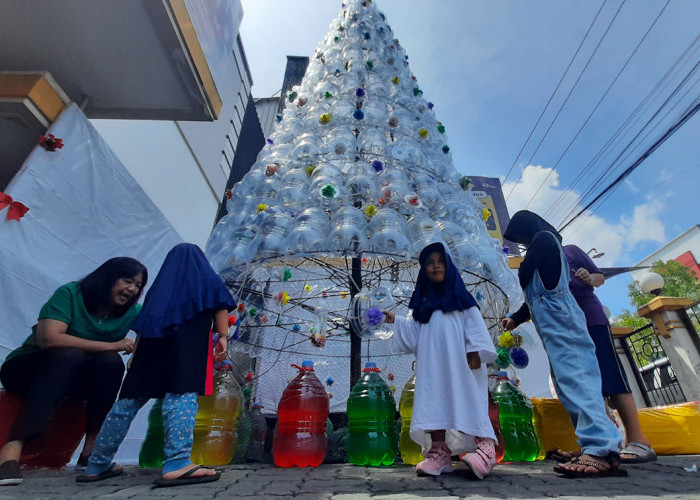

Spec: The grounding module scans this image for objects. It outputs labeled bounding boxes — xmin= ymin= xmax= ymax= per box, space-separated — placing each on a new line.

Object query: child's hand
xmin=382 ymin=311 xmax=395 ymax=324
xmin=467 ymin=351 xmax=481 ymax=369
xmin=214 ymin=335 xmax=227 ymax=361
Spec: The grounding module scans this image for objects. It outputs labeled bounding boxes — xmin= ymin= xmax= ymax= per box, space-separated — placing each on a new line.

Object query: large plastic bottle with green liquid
xmin=191 ymin=360 xmax=244 ymax=465
xmin=491 ymin=371 xmax=539 ymax=462
xmin=138 ymin=399 xmax=164 ymax=467
xmin=398 ymin=374 xmax=424 ymax=465
xmin=346 ymin=362 xmax=397 ymax=466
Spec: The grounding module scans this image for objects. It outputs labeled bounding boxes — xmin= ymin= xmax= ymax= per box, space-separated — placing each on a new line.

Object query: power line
xmin=528 ymin=0 xmax=671 ymax=214
xmin=558 ymin=97 xmax=700 ymax=232
xmin=557 ymin=57 xmax=700 ymax=229
xmin=501 ymin=0 xmax=607 ymax=186
xmin=543 ymin=33 xmax=700 ymax=223
xmin=505 ymin=0 xmax=626 ymax=201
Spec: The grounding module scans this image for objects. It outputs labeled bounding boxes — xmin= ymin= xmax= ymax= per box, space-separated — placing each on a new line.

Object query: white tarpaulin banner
xmin=0 ymin=103 xmax=183 ymax=462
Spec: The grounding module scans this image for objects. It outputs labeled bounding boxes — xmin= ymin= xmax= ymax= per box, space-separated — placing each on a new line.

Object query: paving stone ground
xmin=2 ymin=455 xmax=698 ymax=499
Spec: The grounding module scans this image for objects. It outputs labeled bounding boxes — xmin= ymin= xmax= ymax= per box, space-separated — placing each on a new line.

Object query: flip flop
xmin=620 ymin=442 xmax=657 ymax=464
xmin=545 ymin=449 xmax=582 ymax=463
xmin=75 ymin=463 xmax=124 ymax=483
xmin=153 ymin=465 xmax=221 ymax=488
xmin=553 ymin=455 xmax=628 ymax=478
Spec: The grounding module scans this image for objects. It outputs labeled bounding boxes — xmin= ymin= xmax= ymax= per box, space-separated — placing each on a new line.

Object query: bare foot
xmin=162 ymin=464 xmax=217 ymax=480
xmin=556 ymin=454 xmax=612 ymax=475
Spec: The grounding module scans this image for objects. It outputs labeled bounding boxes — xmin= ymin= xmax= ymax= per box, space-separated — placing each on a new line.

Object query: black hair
xmin=79 ymin=257 xmax=148 ymax=317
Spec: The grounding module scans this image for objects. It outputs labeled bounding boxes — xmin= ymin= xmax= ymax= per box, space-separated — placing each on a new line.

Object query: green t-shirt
xmin=5 ymin=282 xmax=141 ymax=362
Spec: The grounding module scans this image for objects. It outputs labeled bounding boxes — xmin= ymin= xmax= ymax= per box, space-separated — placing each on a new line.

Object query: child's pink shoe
xmin=416 ymin=441 xmax=454 ymax=476
xmin=459 ymin=438 xmax=496 ymax=480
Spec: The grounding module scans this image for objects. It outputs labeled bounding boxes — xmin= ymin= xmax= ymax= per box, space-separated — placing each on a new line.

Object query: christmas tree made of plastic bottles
xmin=205 ymin=0 xmax=522 ymax=422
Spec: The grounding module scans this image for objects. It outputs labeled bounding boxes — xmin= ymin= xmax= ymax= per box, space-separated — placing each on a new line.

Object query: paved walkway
xmin=3 ymin=455 xmax=699 ymax=499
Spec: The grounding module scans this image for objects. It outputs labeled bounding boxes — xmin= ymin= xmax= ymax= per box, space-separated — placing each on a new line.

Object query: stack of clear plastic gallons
xmin=191 ymin=360 xmax=244 ymax=465
xmin=347 ymin=362 xmax=397 ymax=466
xmin=491 ymin=371 xmax=539 ymax=461
xmin=203 ymin=0 xmax=522 ymax=304
xmin=273 ymin=360 xmax=329 ymax=467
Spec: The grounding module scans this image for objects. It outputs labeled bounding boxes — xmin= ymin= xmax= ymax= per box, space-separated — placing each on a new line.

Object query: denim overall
xmin=524 ymin=234 xmax=622 ymax=457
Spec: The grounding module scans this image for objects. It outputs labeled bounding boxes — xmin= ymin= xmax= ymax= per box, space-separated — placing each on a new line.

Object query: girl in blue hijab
xmin=77 ymin=243 xmax=236 ymax=487
xmin=384 ymin=242 xmax=498 ymax=479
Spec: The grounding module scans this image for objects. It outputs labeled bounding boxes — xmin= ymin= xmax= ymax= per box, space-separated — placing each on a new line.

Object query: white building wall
xmin=630 ymin=226 xmax=700 ymax=283
xmin=91 ymin=120 xmax=217 ymax=246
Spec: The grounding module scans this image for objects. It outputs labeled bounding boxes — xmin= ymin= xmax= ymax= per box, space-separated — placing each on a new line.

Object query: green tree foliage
xmin=612 ymin=309 xmax=649 ymax=330
xmin=627 ymin=260 xmax=700 ymax=308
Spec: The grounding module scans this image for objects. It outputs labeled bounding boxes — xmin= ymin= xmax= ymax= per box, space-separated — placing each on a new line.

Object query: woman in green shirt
xmin=0 ymin=257 xmax=148 ymax=485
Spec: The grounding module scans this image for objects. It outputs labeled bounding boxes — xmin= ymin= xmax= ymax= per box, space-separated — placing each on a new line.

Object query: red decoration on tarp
xmin=0 ymin=193 xmax=29 ymax=221
xmin=225 ymin=189 xmax=232 ymax=200
xmin=39 ymin=134 xmax=64 ymax=152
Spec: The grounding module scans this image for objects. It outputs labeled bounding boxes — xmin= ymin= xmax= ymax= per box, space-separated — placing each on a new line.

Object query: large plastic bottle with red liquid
xmin=346 ymin=362 xmax=397 ymax=466
xmin=491 ymin=371 xmax=539 ymax=462
xmin=273 ymin=360 xmax=329 ymax=468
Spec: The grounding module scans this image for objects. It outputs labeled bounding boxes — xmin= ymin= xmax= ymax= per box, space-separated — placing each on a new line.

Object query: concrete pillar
xmin=637 ymin=297 xmax=700 ymax=402
xmin=610 ymin=326 xmax=648 ymax=408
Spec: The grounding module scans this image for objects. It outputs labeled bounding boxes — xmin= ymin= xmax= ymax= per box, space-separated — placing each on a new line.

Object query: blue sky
xmin=239 ymin=0 xmax=700 ymax=317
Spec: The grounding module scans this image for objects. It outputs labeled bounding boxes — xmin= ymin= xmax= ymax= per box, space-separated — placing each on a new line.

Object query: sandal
xmin=153 ymin=465 xmax=221 ymax=488
xmin=620 ymin=442 xmax=657 ymax=464
xmin=554 ymin=454 xmax=628 ymax=478
xmin=545 ymin=449 xmax=582 ymax=463
xmin=75 ymin=463 xmax=124 ymax=483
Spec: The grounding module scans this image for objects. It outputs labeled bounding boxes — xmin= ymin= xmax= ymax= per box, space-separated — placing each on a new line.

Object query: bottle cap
xmin=301 ymin=360 xmax=314 ymax=368
xmin=497 ymin=370 xmax=508 ymax=378
xmin=251 ymin=402 xmax=262 ymax=409
xmin=364 ymin=362 xmax=377 ymax=369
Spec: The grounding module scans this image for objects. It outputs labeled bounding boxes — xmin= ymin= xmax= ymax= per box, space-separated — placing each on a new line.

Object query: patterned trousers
xmin=86 ymin=393 xmax=198 ymax=474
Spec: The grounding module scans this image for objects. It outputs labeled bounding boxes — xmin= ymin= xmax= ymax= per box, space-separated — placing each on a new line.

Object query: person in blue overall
xmin=501 ymin=211 xmax=626 ymax=478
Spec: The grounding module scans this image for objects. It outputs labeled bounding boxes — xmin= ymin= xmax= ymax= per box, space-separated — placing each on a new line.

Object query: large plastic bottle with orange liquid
xmin=191 ymin=360 xmax=244 ymax=465
xmin=273 ymin=360 xmax=329 ymax=467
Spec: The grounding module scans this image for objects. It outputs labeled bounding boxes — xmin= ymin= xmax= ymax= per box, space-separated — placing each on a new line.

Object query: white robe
xmin=393 ymin=307 xmax=497 ymax=455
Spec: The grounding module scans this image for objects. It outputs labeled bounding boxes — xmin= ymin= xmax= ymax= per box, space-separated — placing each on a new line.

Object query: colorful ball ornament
xmin=287 ymin=91 xmax=297 ymax=102
xmin=418 ymin=128 xmax=429 ymax=139
xmin=459 ymin=176 xmax=471 ymax=190
xmin=442 ymin=145 xmax=450 ymax=153
xmin=498 ymin=331 xmax=516 ymax=349
xmin=391 ymin=76 xmax=400 ymax=84
xmin=510 ymin=347 xmax=529 ymax=369
xmin=371 ymin=160 xmax=383 ymax=172
xmin=325 ymin=376 xmax=334 ymax=386
xmin=319 ymin=113 xmax=332 ymax=124
xmin=364 ymin=205 xmax=377 ymax=217
xmin=496 ymin=348 xmax=511 ymax=368
xmin=353 ymin=109 xmax=364 ymax=120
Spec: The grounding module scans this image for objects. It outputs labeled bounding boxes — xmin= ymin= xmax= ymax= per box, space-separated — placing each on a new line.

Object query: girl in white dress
xmin=384 ymin=242 xmax=498 ymax=479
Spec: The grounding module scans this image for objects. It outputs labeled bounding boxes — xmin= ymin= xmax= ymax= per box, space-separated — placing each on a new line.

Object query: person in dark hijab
xmin=502 ymin=211 xmax=626 ymax=478
xmin=77 ymin=243 xmax=236 ymax=487
xmin=384 ymin=242 xmax=498 ymax=479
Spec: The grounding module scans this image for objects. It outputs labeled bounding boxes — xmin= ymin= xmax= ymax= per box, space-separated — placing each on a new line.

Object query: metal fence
xmin=619 ymin=323 xmax=686 ymax=407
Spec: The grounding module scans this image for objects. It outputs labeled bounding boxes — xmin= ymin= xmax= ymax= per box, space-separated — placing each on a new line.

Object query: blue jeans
xmin=86 ymin=392 xmax=198 ymax=474
xmin=525 ymin=239 xmax=622 ymax=457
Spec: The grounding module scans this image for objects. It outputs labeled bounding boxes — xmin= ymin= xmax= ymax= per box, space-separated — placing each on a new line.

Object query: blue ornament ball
xmin=509 ymin=346 xmax=529 ymax=369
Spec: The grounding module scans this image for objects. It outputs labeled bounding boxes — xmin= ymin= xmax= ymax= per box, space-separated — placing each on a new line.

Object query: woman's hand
xmin=116 ymin=337 xmax=135 ymax=354
xmin=467 ymin=351 xmax=481 ymax=369
xmin=501 ymin=317 xmax=516 ymax=330
xmin=382 ymin=311 xmax=395 ymax=324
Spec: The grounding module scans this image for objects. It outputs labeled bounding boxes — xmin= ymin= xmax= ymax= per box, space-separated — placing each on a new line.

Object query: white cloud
xmin=502 ymin=165 xmax=666 ymax=265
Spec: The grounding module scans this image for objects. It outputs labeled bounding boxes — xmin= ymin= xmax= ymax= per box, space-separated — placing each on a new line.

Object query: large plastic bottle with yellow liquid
xmin=191 ymin=360 xmax=244 ymax=465
xmin=398 ymin=374 xmax=424 ymax=465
